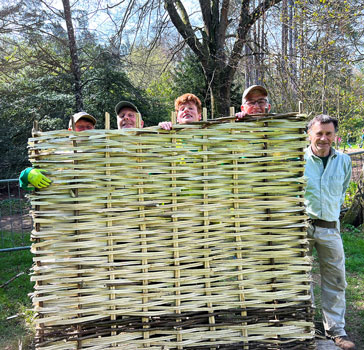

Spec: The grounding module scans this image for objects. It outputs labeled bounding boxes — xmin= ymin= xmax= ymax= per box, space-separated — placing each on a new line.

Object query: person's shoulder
xmin=332 ymin=149 xmax=351 ymax=167
xmin=304 ymin=146 xmax=313 ymax=160
xmin=333 ymin=149 xmax=350 ymax=160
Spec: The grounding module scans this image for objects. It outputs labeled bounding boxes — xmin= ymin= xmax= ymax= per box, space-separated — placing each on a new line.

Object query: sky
xmin=49 ymin=0 xmax=202 ymax=46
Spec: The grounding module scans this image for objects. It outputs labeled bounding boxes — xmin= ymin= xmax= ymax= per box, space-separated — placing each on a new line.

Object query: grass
xmin=313 ymin=225 xmax=364 ymax=348
xmin=0 ymin=225 xmax=363 ymax=349
xmin=0 ymin=232 xmax=34 ymax=350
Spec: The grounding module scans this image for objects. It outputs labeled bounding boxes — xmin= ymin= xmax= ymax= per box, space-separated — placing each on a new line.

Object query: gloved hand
xmin=27 ymin=169 xmax=52 ymax=189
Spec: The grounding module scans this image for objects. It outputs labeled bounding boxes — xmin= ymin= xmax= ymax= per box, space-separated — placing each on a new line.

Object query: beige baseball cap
xmin=69 ymin=111 xmax=97 ymax=129
xmin=242 ymin=85 xmax=268 ymax=103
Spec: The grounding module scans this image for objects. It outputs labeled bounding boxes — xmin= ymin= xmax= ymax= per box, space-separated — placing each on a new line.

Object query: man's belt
xmin=309 ymin=218 xmax=337 ymax=229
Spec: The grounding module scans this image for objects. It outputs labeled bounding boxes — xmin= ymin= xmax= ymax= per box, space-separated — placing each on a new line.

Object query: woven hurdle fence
xmin=28 ymin=113 xmax=314 ymax=349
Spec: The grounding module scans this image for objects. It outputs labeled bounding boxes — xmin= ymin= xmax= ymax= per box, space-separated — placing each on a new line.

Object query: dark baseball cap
xmin=115 ymin=101 xmax=140 ymax=115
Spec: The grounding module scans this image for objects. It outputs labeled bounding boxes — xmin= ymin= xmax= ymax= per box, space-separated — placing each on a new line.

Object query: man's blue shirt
xmin=304 ymin=147 xmax=352 ymax=222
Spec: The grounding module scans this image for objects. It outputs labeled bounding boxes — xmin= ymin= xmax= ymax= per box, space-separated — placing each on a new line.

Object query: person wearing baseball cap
xmin=19 ymin=111 xmax=97 ymax=190
xmin=68 ymin=111 xmax=97 ymax=131
xmin=235 ymin=85 xmax=271 ymax=120
xmin=115 ymin=101 xmax=144 ymax=129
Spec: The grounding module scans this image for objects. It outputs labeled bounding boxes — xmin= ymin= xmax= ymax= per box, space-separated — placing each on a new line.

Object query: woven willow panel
xmin=29 ymin=114 xmax=314 ymax=350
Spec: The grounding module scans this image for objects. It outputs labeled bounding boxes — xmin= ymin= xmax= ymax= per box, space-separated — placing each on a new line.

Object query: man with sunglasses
xmin=235 ymin=85 xmax=271 ymax=120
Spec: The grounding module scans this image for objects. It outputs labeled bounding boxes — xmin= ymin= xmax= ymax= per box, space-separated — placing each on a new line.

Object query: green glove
xmin=27 ymin=169 xmax=52 ymax=189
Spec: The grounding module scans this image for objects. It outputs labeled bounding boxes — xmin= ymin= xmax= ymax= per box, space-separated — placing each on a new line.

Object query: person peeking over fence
xmin=19 ymin=111 xmax=97 ymax=190
xmin=235 ymin=85 xmax=271 ymax=121
xmin=68 ymin=111 xmax=97 ymax=131
xmin=115 ymin=101 xmax=144 ymax=129
xmin=158 ymin=93 xmax=202 ymax=130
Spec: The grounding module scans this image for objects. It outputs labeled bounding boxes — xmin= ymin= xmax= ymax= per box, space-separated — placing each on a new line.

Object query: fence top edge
xmin=30 ymin=112 xmax=307 ymax=138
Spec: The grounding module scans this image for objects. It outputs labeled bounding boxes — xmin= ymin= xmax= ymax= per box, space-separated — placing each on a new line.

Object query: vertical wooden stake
xmin=203 ymin=107 xmax=208 ymax=121
xmin=105 ymin=111 xmax=110 ymax=130
xmin=171 ymin=111 xmax=177 ymax=124
xmin=32 ymin=121 xmax=44 ymax=344
xmin=231 ymin=122 xmax=248 ymax=346
xmin=299 ymin=101 xmax=303 ymax=114
xmin=136 ymin=113 xmax=142 ymax=128
xmin=202 ymin=105 xmax=215 ymax=338
xmin=105 ymin=112 xmax=116 ymax=339
xmin=230 ymin=106 xmax=235 ymax=120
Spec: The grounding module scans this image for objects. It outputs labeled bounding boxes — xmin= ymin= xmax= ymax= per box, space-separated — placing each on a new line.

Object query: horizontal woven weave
xmin=29 ymin=114 xmax=315 ymax=349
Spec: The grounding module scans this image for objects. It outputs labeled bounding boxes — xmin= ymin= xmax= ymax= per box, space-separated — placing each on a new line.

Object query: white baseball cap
xmin=242 ymin=85 xmax=268 ymax=103
xmin=69 ymin=111 xmax=97 ymax=129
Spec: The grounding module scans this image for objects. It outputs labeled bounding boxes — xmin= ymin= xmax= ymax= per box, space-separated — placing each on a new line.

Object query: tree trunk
xmin=281 ymin=0 xmax=288 ymax=85
xmin=62 ymin=0 xmax=83 ymax=111
xmin=288 ymin=0 xmax=297 ymax=99
xmin=342 ymin=192 xmax=364 ymax=227
xmin=164 ymin=0 xmax=283 ymax=118
xmin=245 ymin=32 xmax=254 ymax=88
xmin=205 ymin=67 xmax=232 ymax=118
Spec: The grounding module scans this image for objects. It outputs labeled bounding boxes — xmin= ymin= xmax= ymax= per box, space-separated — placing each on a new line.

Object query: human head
xmin=68 ymin=111 xmax=96 ymax=131
xmin=115 ymin=101 xmax=144 ymax=129
xmin=175 ymin=93 xmax=202 ymax=124
xmin=241 ymin=85 xmax=271 ymax=115
xmin=307 ymin=114 xmax=338 ymax=157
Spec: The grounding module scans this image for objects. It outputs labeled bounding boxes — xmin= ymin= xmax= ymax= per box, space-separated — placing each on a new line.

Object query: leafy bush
xmin=344 ymin=181 xmax=358 ymax=208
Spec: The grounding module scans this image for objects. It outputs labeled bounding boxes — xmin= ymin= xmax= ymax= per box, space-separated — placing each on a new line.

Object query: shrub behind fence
xmin=0 ymin=179 xmax=31 ymax=252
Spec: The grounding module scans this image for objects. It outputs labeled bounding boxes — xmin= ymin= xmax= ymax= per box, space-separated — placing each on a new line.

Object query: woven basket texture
xmin=29 ymin=114 xmax=315 ymax=349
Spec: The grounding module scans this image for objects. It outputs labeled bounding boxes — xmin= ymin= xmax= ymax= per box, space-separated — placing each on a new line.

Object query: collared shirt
xmin=304 ymin=146 xmax=352 ymax=222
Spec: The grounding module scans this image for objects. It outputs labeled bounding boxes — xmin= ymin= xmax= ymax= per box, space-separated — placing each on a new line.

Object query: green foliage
xmin=0 ymin=70 xmax=75 ymax=179
xmin=0 ymin=233 xmax=34 ymax=348
xmin=82 ymin=50 xmax=168 ymax=127
xmin=170 ymin=51 xmax=208 ymax=110
xmin=342 ymin=225 xmax=364 ymax=273
xmin=344 ymin=181 xmax=359 ymax=208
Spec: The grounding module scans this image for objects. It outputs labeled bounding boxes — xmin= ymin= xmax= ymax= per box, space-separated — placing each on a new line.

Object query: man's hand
xmin=159 ymin=121 xmax=173 ymax=130
xmin=28 ymin=169 xmax=52 ymax=189
xmin=235 ymin=111 xmax=248 ymax=121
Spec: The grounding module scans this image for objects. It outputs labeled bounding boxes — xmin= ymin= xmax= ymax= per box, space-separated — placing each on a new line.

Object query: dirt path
xmin=316 ymin=338 xmax=339 ymax=349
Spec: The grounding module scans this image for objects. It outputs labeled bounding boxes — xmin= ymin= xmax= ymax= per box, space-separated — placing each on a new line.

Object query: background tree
xmin=1 ymin=0 xmax=364 ymax=179
xmin=62 ymin=0 xmax=83 ymax=111
xmin=163 ymin=0 xmax=283 ymax=117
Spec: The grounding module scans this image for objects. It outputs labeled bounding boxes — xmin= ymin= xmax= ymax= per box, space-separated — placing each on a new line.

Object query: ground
xmin=316 ymin=339 xmax=341 ymax=350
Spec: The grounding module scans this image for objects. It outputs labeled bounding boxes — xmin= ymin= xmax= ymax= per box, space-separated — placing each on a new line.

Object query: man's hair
xmin=307 ymin=114 xmax=338 ymax=133
xmin=175 ymin=93 xmax=202 ymax=114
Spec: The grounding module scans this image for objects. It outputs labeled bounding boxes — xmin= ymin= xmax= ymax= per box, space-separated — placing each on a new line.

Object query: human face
xmin=241 ymin=91 xmax=270 ymax=115
xmin=117 ymin=107 xmax=143 ymax=129
xmin=74 ymin=119 xmax=95 ymax=132
xmin=176 ymin=102 xmax=201 ymax=124
xmin=308 ymin=121 xmax=336 ymax=157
